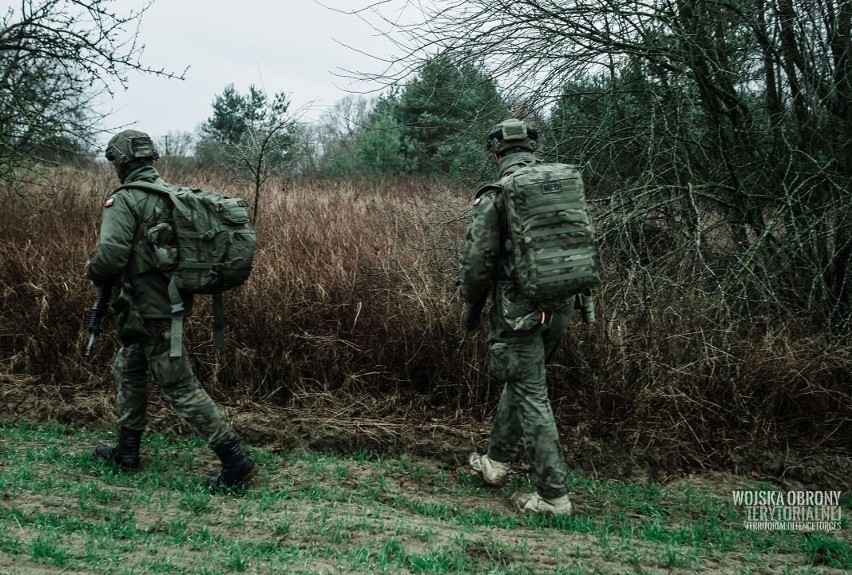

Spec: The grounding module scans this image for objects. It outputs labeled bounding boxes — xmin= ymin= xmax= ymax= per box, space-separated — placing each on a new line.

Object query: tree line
xmin=359 ymin=0 xmax=852 ymax=337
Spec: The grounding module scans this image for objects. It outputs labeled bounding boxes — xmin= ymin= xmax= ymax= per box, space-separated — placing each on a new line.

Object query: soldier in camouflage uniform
xmin=87 ymin=129 xmax=257 ymax=490
xmin=461 ymin=119 xmax=590 ymax=515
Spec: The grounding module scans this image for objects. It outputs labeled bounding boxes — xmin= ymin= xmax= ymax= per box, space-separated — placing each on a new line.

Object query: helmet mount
xmin=104 ymin=130 xmax=159 ymax=166
xmin=485 ymin=119 xmax=538 ymax=154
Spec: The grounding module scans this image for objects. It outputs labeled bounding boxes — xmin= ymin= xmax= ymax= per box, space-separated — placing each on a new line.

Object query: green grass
xmin=0 ymin=422 xmax=848 ymax=574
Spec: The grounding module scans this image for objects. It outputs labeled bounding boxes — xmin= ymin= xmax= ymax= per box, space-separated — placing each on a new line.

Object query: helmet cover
xmin=485 ymin=119 xmax=538 ymax=154
xmin=105 ymin=129 xmax=159 ymax=165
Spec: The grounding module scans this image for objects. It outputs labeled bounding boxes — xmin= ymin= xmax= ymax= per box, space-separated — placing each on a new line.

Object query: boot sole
xmin=239 ymin=462 xmax=259 ymax=485
xmin=93 ymin=446 xmax=140 ymax=470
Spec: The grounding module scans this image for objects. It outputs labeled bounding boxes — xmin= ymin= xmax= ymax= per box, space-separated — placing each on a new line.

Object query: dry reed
xmin=0 ymin=164 xmax=848 ymax=467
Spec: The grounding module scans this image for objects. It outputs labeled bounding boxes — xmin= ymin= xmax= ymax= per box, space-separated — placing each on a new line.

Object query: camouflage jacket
xmin=459 ymin=152 xmax=571 ymax=332
xmin=87 ymin=165 xmax=193 ymax=319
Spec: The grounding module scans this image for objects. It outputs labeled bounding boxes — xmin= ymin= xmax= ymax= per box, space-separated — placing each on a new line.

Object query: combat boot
xmin=512 ymin=492 xmax=573 ymax=516
xmin=94 ymin=427 xmax=143 ymax=470
xmin=469 ymin=452 xmax=511 ymax=486
xmin=207 ymin=438 xmax=258 ymax=491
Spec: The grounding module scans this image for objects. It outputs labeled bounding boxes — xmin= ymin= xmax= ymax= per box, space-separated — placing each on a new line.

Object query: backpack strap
xmin=473 ymin=182 xmax=500 ymax=202
xmin=126 ymin=192 xmax=161 ymax=278
xmin=115 ymin=181 xmax=171 ymax=196
xmin=116 ymin=181 xmax=189 ymax=357
xmin=166 ymin=275 xmax=186 ymax=358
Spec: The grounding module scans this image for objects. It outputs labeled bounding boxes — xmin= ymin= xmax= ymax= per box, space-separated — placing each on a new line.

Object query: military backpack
xmin=119 ymin=181 xmax=257 ymax=357
xmin=498 ymin=162 xmax=600 ymax=306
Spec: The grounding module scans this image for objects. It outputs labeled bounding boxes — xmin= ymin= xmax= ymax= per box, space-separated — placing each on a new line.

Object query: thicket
xmin=0 ymin=164 xmax=848 ymax=467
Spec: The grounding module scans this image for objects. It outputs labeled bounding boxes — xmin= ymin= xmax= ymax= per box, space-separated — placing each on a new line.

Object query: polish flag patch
xmin=104 ymin=197 xmax=115 ymax=208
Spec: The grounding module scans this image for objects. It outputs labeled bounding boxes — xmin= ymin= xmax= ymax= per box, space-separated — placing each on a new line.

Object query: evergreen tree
xmin=197 ymin=84 xmax=294 ymax=223
xmin=356 ymin=103 xmax=414 ymax=177
xmin=396 ymin=53 xmax=508 ymax=181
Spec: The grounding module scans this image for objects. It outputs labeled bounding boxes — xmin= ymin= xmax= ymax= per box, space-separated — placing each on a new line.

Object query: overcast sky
xmin=102 ymin=0 xmax=411 ymax=142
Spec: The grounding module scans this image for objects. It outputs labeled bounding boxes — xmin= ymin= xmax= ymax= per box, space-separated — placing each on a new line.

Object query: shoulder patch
xmin=103 ymin=197 xmax=115 ymax=208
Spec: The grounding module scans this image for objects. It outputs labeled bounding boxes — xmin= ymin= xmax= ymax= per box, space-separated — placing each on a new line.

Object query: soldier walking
xmin=86 ymin=129 xmax=257 ymax=490
xmin=460 ymin=119 xmax=596 ymax=515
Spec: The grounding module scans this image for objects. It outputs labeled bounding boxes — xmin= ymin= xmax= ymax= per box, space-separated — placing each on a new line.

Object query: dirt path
xmin=2 ymin=376 xmax=849 ymax=493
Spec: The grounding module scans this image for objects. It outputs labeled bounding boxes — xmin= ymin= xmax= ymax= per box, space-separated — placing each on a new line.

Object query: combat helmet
xmin=104 ymin=129 xmax=159 ymax=166
xmin=485 ymin=118 xmax=538 ymax=155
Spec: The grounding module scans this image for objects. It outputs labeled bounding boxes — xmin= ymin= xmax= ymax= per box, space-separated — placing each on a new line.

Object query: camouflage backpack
xmin=499 ymin=162 xmax=600 ymax=306
xmin=119 ymin=181 xmax=256 ymax=357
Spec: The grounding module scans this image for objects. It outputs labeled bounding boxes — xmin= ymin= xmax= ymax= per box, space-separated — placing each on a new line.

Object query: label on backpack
xmin=500 ymin=163 xmax=600 ymax=305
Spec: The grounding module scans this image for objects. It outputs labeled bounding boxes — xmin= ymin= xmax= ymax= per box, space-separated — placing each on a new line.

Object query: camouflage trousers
xmin=485 ymin=306 xmax=573 ymax=499
xmin=112 ymin=319 xmax=234 ymax=447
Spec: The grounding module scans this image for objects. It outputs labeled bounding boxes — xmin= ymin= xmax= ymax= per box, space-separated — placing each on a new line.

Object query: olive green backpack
xmin=499 ymin=162 xmax=600 ymax=306
xmin=119 ymin=182 xmax=256 ymax=357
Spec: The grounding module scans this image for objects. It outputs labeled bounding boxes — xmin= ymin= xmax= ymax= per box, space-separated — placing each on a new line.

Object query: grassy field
xmin=0 ymin=422 xmax=848 ymax=575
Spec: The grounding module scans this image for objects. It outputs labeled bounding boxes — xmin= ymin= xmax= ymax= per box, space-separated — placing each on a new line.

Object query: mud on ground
xmin=1 ymin=374 xmax=850 ymax=493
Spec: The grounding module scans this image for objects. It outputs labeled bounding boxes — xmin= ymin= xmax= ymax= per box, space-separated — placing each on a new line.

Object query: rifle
xmin=455 ymin=293 xmax=488 ymax=354
xmin=83 ymin=281 xmax=114 ymax=358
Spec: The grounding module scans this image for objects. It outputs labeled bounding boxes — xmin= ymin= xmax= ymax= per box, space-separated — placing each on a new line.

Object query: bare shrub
xmin=0 ymin=166 xmax=848 ymax=464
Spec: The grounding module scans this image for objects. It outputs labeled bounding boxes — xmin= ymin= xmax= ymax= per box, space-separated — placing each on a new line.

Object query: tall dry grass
xmin=0 ymin=164 xmax=849 ymax=465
